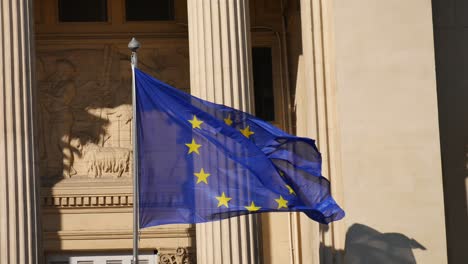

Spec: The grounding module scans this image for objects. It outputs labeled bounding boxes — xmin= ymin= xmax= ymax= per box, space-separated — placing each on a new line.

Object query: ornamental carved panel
xmin=36 ymin=41 xmax=190 ymax=181
xmin=159 ymin=247 xmax=194 ymax=264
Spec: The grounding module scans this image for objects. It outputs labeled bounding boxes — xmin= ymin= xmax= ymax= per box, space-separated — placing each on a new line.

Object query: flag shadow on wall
xmin=321 ymin=223 xmax=426 ymax=264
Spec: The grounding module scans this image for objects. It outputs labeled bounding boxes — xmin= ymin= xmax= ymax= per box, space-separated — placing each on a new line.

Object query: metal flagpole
xmin=129 ymin=37 xmax=141 ymax=264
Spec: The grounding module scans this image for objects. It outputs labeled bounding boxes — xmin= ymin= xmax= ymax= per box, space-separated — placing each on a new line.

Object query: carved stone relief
xmin=159 ymin=247 xmax=194 ymax=264
xmin=37 ymin=43 xmax=190 ymax=180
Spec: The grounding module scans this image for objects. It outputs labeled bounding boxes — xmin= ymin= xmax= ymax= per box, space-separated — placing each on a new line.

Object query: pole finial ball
xmin=128 ymin=37 xmax=141 ymax=52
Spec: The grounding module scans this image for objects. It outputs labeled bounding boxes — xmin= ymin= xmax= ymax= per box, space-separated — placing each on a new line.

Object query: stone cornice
xmin=35 ymin=32 xmax=189 ymax=41
xmin=44 ymin=228 xmax=195 ymax=241
xmin=41 ymin=184 xmax=133 ymax=209
xmin=41 ymin=193 xmax=133 ymax=208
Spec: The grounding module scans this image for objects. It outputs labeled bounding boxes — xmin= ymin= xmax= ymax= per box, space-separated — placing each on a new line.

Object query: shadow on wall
xmin=322 ymin=223 xmax=426 ymax=264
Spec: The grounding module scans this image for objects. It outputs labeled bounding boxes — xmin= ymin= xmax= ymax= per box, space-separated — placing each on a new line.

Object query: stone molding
xmin=41 ymin=193 xmax=133 ymax=208
xmin=41 ymin=184 xmax=134 ymax=209
xmin=44 ymin=228 xmax=195 ymax=241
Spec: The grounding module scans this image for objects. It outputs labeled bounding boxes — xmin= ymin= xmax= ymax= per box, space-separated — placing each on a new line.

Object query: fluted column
xmin=0 ymin=0 xmax=41 ymax=263
xmin=295 ymin=0 xmax=344 ymax=263
xmin=187 ymin=0 xmax=259 ymax=263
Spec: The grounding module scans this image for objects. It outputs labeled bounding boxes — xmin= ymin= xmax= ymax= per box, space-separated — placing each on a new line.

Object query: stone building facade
xmin=0 ymin=0 xmax=466 ymax=263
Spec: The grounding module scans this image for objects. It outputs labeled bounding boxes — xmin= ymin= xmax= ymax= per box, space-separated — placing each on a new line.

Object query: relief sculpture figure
xmin=77 ymin=105 xmax=133 ymax=178
xmin=81 ymin=144 xmax=132 ymax=178
xmin=40 ymin=59 xmax=77 ymax=178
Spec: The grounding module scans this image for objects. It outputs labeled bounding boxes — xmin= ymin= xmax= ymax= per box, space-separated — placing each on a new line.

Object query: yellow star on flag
xmin=185 ymin=139 xmax=202 ymax=154
xmin=194 ymin=168 xmax=210 ymax=184
xmin=275 ymin=195 xmax=288 ymax=209
xmin=245 ymin=201 xmax=261 ymax=212
xmin=216 ymin=192 xmax=232 ymax=208
xmin=240 ymin=126 xmax=254 ymax=138
xmin=224 ymin=115 xmax=233 ymax=126
xmin=285 ymin=184 xmax=296 ymax=195
xmin=189 ymin=115 xmax=203 ymax=129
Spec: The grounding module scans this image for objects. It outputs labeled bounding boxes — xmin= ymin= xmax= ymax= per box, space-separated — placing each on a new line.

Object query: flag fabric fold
xmin=135 ymin=68 xmax=344 ymax=228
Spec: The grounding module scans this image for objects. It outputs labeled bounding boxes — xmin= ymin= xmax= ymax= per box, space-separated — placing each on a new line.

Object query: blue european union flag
xmin=136 ymin=69 xmax=344 ymax=228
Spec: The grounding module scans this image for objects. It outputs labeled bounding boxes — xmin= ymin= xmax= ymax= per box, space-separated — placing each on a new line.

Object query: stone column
xmin=294 ymin=0 xmax=345 ymax=263
xmin=0 ymin=0 xmax=41 ymax=263
xmin=187 ymin=0 xmax=259 ymax=263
